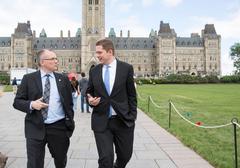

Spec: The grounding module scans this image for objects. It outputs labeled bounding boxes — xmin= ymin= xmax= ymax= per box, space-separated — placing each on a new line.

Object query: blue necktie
xmin=104 ymin=65 xmax=112 ymax=117
xmin=42 ymin=74 xmax=50 ymax=120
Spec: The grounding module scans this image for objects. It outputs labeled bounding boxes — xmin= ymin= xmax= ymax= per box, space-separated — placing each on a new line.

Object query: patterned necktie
xmin=104 ymin=65 xmax=112 ymax=117
xmin=42 ymin=74 xmax=50 ymax=120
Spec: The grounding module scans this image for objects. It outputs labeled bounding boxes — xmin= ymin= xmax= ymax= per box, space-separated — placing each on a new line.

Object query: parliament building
xmin=0 ymin=0 xmax=221 ymax=77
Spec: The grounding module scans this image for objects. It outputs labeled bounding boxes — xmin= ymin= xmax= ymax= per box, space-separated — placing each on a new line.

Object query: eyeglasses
xmin=42 ymin=57 xmax=58 ymax=61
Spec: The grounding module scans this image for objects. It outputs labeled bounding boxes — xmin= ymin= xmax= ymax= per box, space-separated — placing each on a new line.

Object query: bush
xmin=220 ymin=75 xmax=240 ymax=83
xmin=136 ymin=74 xmax=222 ymax=84
xmin=0 ymin=72 xmax=10 ymax=85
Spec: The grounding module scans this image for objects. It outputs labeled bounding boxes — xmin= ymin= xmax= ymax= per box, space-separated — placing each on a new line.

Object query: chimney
xmin=33 ymin=30 xmax=36 ymax=38
xmin=60 ymin=30 xmax=63 ymax=38
xmin=68 ymin=30 xmax=71 ymax=38
xmin=120 ymin=30 xmax=122 ymax=37
xmin=127 ymin=30 xmax=130 ymax=38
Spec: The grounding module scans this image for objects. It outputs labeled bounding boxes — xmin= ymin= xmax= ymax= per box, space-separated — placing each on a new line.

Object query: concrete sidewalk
xmin=0 ymin=92 xmax=214 ymax=168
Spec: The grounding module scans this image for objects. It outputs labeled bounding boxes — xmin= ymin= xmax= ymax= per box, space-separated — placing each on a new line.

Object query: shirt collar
xmin=40 ymin=69 xmax=54 ymax=78
xmin=104 ymin=58 xmax=116 ymax=68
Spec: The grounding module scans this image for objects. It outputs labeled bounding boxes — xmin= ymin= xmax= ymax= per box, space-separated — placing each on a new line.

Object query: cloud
xmin=0 ymin=0 xmax=81 ymax=37
xmin=142 ymin=0 xmax=155 ymax=7
xmin=118 ymin=3 xmax=133 ymax=12
xmin=161 ymin=0 xmax=183 ymax=8
xmin=109 ymin=15 xmax=149 ymax=37
xmin=222 ymin=53 xmax=234 ymax=75
xmin=188 ymin=10 xmax=240 ymax=39
xmin=109 ymin=0 xmax=133 ymax=12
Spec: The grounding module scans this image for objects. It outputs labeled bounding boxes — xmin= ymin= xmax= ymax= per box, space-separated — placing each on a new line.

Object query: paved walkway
xmin=0 ymin=91 xmax=214 ymax=168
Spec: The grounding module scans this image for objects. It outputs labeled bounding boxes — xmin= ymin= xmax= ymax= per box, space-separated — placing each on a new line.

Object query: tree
xmin=230 ymin=43 xmax=240 ymax=74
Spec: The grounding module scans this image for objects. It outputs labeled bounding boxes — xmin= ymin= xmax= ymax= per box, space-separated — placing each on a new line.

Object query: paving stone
xmin=0 ymin=93 xmax=214 ymax=168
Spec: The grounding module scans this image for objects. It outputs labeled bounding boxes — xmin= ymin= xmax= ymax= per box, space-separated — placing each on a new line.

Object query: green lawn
xmin=137 ymin=84 xmax=240 ymax=168
xmin=3 ymin=85 xmax=13 ymax=92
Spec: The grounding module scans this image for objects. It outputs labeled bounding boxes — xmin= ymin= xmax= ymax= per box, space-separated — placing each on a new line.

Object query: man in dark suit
xmin=86 ymin=39 xmax=137 ymax=168
xmin=13 ymin=49 xmax=75 ymax=168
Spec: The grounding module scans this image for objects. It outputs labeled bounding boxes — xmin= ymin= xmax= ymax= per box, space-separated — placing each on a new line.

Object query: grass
xmin=3 ymin=85 xmax=13 ymax=92
xmin=137 ymin=84 xmax=240 ymax=168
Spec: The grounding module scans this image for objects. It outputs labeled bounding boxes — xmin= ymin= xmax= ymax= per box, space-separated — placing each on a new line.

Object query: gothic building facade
xmin=0 ymin=0 xmax=221 ymax=77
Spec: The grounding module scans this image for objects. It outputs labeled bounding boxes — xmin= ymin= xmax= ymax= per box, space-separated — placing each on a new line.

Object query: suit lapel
xmin=98 ymin=64 xmax=109 ymax=96
xmin=95 ymin=64 xmax=108 ymax=96
xmin=111 ymin=60 xmax=120 ymax=96
xmin=34 ymin=71 xmax=43 ymax=95
xmin=54 ymin=72 xmax=63 ymax=94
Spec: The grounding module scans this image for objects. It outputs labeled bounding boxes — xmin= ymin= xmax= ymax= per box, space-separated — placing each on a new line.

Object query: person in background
xmin=86 ymin=39 xmax=137 ymax=168
xmin=79 ymin=72 xmax=90 ymax=113
xmin=70 ymin=76 xmax=80 ymax=112
xmin=13 ymin=49 xmax=75 ymax=168
xmin=12 ymin=77 xmax=17 ymax=94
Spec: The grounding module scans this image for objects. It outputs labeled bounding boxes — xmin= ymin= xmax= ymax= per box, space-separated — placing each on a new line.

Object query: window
xmin=89 ymin=0 xmax=92 ymax=4
xmin=95 ymin=0 xmax=99 ymax=4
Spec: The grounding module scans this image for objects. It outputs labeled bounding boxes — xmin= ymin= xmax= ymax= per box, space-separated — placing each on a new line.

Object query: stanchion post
xmin=231 ymin=118 xmax=238 ymax=168
xmin=147 ymin=96 xmax=150 ymax=113
xmin=168 ymin=99 xmax=172 ymax=128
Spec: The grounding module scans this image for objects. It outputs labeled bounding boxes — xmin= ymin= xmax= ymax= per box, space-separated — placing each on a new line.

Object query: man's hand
xmin=31 ymin=97 xmax=49 ymax=110
xmin=87 ymin=94 xmax=101 ymax=106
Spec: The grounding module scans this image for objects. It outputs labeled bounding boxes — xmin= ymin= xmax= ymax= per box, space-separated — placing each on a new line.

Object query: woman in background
xmin=70 ymin=76 xmax=80 ymax=112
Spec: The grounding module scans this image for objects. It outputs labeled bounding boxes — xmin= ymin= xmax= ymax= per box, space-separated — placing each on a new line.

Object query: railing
xmin=137 ymin=91 xmax=239 ymax=168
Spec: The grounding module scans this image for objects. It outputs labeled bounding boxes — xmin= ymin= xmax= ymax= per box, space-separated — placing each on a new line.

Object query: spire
xmin=108 ymin=28 xmax=116 ymax=38
xmin=39 ymin=28 xmax=47 ymax=37
xmin=76 ymin=28 xmax=81 ymax=37
xmin=149 ymin=29 xmax=155 ymax=38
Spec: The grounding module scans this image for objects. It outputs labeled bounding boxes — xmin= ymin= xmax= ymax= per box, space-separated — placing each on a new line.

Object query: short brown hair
xmin=96 ymin=38 xmax=115 ymax=55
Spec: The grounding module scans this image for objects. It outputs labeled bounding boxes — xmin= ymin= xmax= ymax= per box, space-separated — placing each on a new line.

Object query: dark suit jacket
xmin=86 ymin=60 xmax=137 ymax=132
xmin=13 ymin=71 xmax=75 ymax=140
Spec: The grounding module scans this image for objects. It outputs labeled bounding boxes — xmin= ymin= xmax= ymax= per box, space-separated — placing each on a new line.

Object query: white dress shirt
xmin=102 ymin=59 xmax=117 ymax=115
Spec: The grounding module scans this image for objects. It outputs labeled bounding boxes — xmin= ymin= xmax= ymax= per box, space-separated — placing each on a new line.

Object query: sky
xmin=0 ymin=0 xmax=239 ymax=75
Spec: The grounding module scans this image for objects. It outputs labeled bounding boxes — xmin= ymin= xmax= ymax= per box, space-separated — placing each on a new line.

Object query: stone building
xmin=0 ymin=0 xmax=221 ymax=77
